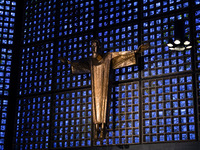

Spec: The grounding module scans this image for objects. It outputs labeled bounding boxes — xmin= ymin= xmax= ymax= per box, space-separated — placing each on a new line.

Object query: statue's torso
xmin=91 ymin=54 xmax=112 ymax=123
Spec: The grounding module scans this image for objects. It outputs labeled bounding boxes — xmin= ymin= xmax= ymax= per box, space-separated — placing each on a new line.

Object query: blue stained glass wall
xmin=195 ymin=10 xmax=200 ymax=140
xmin=196 ymin=10 xmax=200 ymax=70
xmin=142 ymin=0 xmax=189 ymax=18
xmin=23 ymin=0 xmax=56 ymax=44
xmin=196 ymin=74 xmax=200 ymax=140
xmin=98 ymin=0 xmax=138 ymax=27
xmin=0 ymin=48 xmax=12 ymax=96
xmin=142 ymin=13 xmax=191 ymax=78
xmin=196 ymin=0 xmax=200 ymax=5
xmin=0 ymin=0 xmax=16 ymax=45
xmin=98 ymin=24 xmax=139 ymax=81
xmin=13 ymin=0 xmax=200 ymax=149
xmin=52 ymin=89 xmax=92 ymax=148
xmin=18 ymin=42 xmax=54 ymax=95
xmin=56 ymin=34 xmax=93 ymax=90
xmin=0 ymin=0 xmax=17 ymax=149
xmin=15 ymin=96 xmax=51 ymax=150
xmin=142 ymin=75 xmax=195 ymax=142
xmin=0 ymin=99 xmax=8 ymax=150
xmin=94 ymin=82 xmax=140 ymax=145
xmin=59 ymin=0 xmax=94 ymax=36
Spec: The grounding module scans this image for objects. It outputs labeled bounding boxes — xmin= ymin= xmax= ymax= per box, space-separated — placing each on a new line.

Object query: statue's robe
xmin=70 ymin=51 xmax=136 ymax=125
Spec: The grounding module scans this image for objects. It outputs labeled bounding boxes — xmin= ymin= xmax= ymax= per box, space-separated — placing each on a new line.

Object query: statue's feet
xmin=100 ymin=130 xmax=103 ymax=139
xmin=94 ymin=131 xmax=97 ymax=139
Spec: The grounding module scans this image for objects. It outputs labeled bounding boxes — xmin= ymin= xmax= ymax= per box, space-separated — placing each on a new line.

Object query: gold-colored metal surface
xmin=64 ymin=41 xmax=149 ymax=139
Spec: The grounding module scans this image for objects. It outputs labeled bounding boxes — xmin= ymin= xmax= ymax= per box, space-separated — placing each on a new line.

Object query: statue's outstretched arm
xmin=58 ymin=57 xmax=71 ymax=64
xmin=111 ymin=43 xmax=149 ymax=69
xmin=59 ymin=57 xmax=90 ymax=74
xmin=134 ymin=43 xmax=149 ymax=53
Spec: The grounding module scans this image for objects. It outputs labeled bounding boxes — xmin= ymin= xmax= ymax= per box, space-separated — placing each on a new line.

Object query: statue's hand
xmin=136 ymin=43 xmax=150 ymax=53
xmin=58 ymin=57 xmax=71 ymax=64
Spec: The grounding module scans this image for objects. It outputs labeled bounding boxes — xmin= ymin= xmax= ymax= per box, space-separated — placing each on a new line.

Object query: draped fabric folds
xmin=70 ymin=51 xmax=136 ymax=125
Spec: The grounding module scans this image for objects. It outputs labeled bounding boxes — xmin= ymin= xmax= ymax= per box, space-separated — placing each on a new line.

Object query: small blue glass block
xmin=87 ymin=140 xmax=91 ymax=146
xmin=115 ymin=138 xmax=119 ymax=144
xmin=180 ymin=101 xmax=186 ymax=107
xmin=145 ymin=136 xmax=150 ymax=142
xmin=173 ymin=118 xmax=179 ymax=124
xmin=145 ymin=105 xmax=149 ymax=110
xmin=152 ymin=136 xmax=157 ymax=142
xmin=122 ymin=130 xmax=126 ymax=136
xmin=181 ymin=125 xmax=187 ymax=132
xmin=189 ymin=133 xmax=195 ymax=140
xmin=145 ymin=128 xmax=150 ymax=134
xmin=189 ymin=125 xmax=195 ymax=131
xmin=174 ymin=134 xmax=180 ymax=141
xmin=151 ymin=120 xmax=156 ymax=126
xmin=70 ymin=141 xmax=74 ymax=147
xmin=152 ymin=112 xmax=156 ymax=118
xmin=103 ymin=139 xmax=107 ymax=145
xmin=159 ymin=119 xmax=164 ymax=125
xmin=195 ymin=0 xmax=200 ymax=5
xmin=145 ymin=112 xmax=149 ymax=118
xmin=152 ymin=127 xmax=157 ymax=134
xmin=145 ymin=120 xmax=149 ymax=126
xmin=188 ymin=108 xmax=194 ymax=115
xmin=174 ymin=126 xmax=179 ymax=132
xmin=151 ymin=104 xmax=156 ymax=110
xmin=109 ymin=131 xmax=113 ymax=137
xmin=181 ymin=133 xmax=187 ymax=140
xmin=128 ymin=114 xmax=133 ymax=120
xmin=96 ymin=140 xmax=100 ymax=145
xmin=135 ymin=121 xmax=139 ymax=127
xmin=180 ymin=106 xmax=186 ymax=114
xmin=167 ymin=134 xmax=172 ymax=141
xmin=128 ymin=129 xmax=132 ymax=135
xmin=159 ymin=127 xmax=164 ymax=133
xmin=166 ymin=118 xmax=171 ymax=124
xmin=115 ymin=130 xmax=119 ymax=136
xmin=75 ymin=141 xmax=79 ymax=146
xmin=109 ymin=139 xmax=113 ymax=144
xmin=189 ymin=116 xmax=194 ymax=123
xmin=135 ymin=114 xmax=139 ymax=119
xmin=159 ymin=135 xmax=165 ymax=141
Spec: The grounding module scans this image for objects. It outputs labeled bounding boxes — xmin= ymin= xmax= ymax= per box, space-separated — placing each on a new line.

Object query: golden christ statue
xmin=59 ymin=40 xmax=149 ymax=139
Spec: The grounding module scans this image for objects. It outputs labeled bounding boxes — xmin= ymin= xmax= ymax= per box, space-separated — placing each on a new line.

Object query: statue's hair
xmin=91 ymin=40 xmax=100 ymax=46
xmin=91 ymin=40 xmax=102 ymax=53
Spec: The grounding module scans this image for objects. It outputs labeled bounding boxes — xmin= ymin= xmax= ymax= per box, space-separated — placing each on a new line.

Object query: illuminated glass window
xmin=98 ymin=24 xmax=139 ymax=81
xmin=0 ymin=0 xmax=16 ymax=44
xmin=23 ymin=0 xmax=56 ymax=44
xmin=197 ymin=74 xmax=200 ymax=138
xmin=0 ymin=48 xmax=12 ymax=96
xmin=19 ymin=42 xmax=54 ymax=95
xmin=56 ymin=34 xmax=93 ymax=90
xmin=53 ymin=89 xmax=92 ymax=148
xmin=0 ymin=99 xmax=8 ymax=150
xmin=13 ymin=0 xmax=200 ymax=148
xmin=196 ymin=0 xmax=200 ymax=5
xmin=94 ymin=82 xmax=140 ymax=145
xmin=15 ymin=96 xmax=51 ymax=150
xmin=142 ymin=0 xmax=189 ymax=17
xmin=142 ymin=75 xmax=195 ymax=143
xmin=59 ymin=0 xmax=94 ymax=36
xmin=142 ymin=13 xmax=191 ymax=78
xmin=98 ymin=0 xmax=138 ymax=27
xmin=195 ymin=10 xmax=200 ymax=69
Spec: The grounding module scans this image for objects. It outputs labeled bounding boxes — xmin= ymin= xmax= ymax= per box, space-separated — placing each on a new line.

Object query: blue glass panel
xmin=23 ymin=0 xmax=56 ymax=44
xmin=99 ymin=1 xmax=137 ymax=27
xmin=195 ymin=0 xmax=200 ymax=5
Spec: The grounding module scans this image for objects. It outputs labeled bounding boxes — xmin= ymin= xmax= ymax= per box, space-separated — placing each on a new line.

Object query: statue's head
xmin=91 ymin=40 xmax=101 ymax=58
